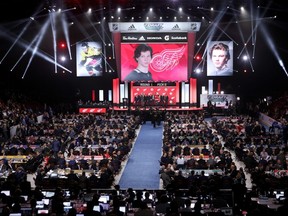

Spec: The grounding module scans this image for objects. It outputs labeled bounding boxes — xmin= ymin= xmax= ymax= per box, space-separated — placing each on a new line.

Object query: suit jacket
xmin=0 ymin=164 xmax=8 ymax=173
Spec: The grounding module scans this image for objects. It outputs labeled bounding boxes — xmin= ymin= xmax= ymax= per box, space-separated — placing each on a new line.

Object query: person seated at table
xmin=81 ymin=144 xmax=90 ymax=155
xmin=160 ymin=167 xmax=172 ymax=189
xmin=179 ymin=198 xmax=193 ymax=215
xmin=89 ymin=157 xmax=100 ymax=171
xmin=78 ymin=155 xmax=89 ymax=170
xmin=196 ymin=154 xmax=208 ymax=169
xmin=134 ymin=201 xmax=154 ymax=216
xmin=201 ymin=145 xmax=210 ymax=155
xmin=173 ymin=143 xmax=183 ymax=156
xmin=176 ymin=155 xmax=185 ymax=170
xmin=206 ymin=155 xmax=216 ymax=169
xmin=186 ymin=155 xmax=196 ymax=169
xmin=155 ymin=194 xmax=170 ymax=215
xmin=0 ymin=158 xmax=8 ymax=173
xmin=56 ymin=152 xmax=67 ymax=169
xmin=192 ymin=147 xmax=200 ymax=156
xmin=172 ymin=170 xmax=187 ymax=189
xmin=68 ymin=155 xmax=80 ymax=170
xmin=143 ymin=191 xmax=154 ymax=205
xmin=67 ymin=170 xmax=79 ymax=189
xmin=87 ymin=147 xmax=97 ymax=156
xmin=160 ymin=152 xmax=173 ymax=167
xmin=182 ymin=144 xmax=191 ymax=156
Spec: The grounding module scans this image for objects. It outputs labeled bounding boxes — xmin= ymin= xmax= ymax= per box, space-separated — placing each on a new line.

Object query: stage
xmin=112 ymin=106 xmax=204 ymax=112
xmin=77 ymin=103 xmax=234 ymax=117
xmin=78 ymin=103 xmax=204 ymax=114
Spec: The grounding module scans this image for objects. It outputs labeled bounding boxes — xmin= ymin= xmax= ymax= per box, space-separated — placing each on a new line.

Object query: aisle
xmin=118 ymin=121 xmax=163 ymax=189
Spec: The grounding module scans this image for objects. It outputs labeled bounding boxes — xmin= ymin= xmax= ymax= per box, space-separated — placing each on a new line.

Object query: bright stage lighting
xmin=60 ymin=56 xmax=66 ymax=62
xmin=242 ymin=55 xmax=248 ymax=61
xmin=195 ymin=55 xmax=201 ymax=60
xmin=59 ymin=42 xmax=66 ymax=49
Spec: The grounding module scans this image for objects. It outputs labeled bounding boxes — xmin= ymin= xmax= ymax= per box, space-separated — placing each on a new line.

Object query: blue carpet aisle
xmin=119 ymin=121 xmax=163 ymax=190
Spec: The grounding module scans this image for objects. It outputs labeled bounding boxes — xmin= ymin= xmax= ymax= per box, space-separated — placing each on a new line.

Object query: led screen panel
xmin=207 ymin=41 xmax=233 ymax=76
xmin=121 ymin=43 xmax=188 ymax=82
xmin=76 ymin=41 xmax=103 ymax=77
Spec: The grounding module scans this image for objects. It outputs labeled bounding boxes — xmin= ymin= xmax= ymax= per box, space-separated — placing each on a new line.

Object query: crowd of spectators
xmin=156 ymin=93 xmax=288 ymax=215
xmin=0 ymin=91 xmax=144 ymax=215
xmin=0 ymin=88 xmax=288 ymax=215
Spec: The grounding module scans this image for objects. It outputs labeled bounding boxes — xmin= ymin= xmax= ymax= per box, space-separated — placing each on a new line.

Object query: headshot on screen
xmin=207 ymin=41 xmax=233 ymax=76
xmin=123 ymin=44 xmax=153 ymax=82
xmin=77 ymin=42 xmax=103 ymax=77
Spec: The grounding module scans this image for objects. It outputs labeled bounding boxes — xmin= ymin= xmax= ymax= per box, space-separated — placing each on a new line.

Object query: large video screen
xmin=121 ymin=43 xmax=188 ymax=82
xmin=207 ymin=41 xmax=233 ymax=76
xmin=76 ymin=41 xmax=103 ymax=77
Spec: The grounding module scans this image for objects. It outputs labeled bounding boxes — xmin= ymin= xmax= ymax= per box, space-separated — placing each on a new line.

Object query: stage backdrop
xmin=131 ymin=82 xmax=179 ymax=105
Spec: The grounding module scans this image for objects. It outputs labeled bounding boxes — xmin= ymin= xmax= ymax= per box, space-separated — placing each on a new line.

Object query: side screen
xmin=76 ymin=41 xmax=103 ymax=77
xmin=207 ymin=41 xmax=233 ymax=76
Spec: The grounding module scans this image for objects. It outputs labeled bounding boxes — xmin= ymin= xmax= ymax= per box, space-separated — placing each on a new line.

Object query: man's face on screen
xmin=211 ymin=49 xmax=228 ymax=70
xmin=136 ymin=51 xmax=152 ymax=68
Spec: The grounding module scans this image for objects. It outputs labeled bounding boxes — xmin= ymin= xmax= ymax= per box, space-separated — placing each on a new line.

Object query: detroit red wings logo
xmin=150 ymin=46 xmax=186 ymax=72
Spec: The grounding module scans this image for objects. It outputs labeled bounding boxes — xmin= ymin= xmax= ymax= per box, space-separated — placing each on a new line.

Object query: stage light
xmin=195 ymin=55 xmax=201 ymax=60
xmin=242 ymin=55 xmax=248 ymax=61
xmin=60 ymin=56 xmax=66 ymax=61
xmin=59 ymin=42 xmax=66 ymax=49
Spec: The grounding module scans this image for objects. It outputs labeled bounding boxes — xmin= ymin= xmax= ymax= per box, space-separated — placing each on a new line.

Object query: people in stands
xmin=134 ymin=201 xmax=154 ymax=216
xmin=51 ymin=187 xmax=65 ymax=215
xmin=155 ymin=194 xmax=170 ymax=215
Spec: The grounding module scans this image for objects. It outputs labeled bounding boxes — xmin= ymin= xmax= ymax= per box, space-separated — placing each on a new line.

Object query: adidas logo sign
xmin=128 ymin=24 xmax=136 ymax=30
xmin=138 ymin=36 xmax=145 ymax=41
xmin=172 ymin=24 xmax=181 ymax=30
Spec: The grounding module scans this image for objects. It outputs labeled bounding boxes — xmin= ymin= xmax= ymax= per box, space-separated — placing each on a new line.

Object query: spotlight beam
xmin=70 ymin=33 xmax=100 ymax=47
xmin=213 ymin=22 xmax=238 ymax=45
xmin=259 ymin=24 xmax=288 ymax=78
xmin=61 ymin=13 xmax=72 ymax=60
xmin=49 ymin=11 xmax=58 ymax=73
xmin=0 ymin=20 xmax=33 ymax=64
xmin=22 ymin=19 xmax=50 ymax=78
xmin=10 ymin=34 xmax=40 ymax=71
xmin=1 ymin=19 xmax=71 ymax=75
xmin=0 ymin=4 xmax=46 ymax=64
xmin=85 ymin=13 xmax=106 ymax=45
xmin=59 ymin=7 xmax=77 ymax=13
